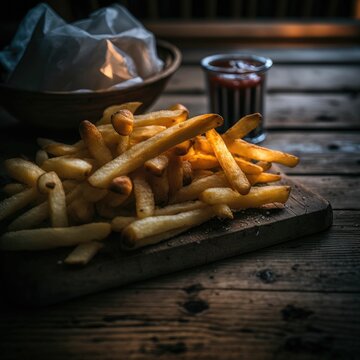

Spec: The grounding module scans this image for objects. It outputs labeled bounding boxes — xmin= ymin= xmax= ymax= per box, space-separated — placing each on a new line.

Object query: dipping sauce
xmin=201 ymin=54 xmax=272 ymax=143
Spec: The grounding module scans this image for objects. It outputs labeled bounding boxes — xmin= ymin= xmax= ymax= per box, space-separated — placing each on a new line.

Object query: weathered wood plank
xmin=127 ymin=210 xmax=360 ymax=293
xmin=152 ymin=93 xmax=360 ymax=129
xmin=180 ymin=47 xmax=360 ymax=65
xmin=289 ymin=176 xmax=360 ymax=210
xmin=166 ymin=65 xmax=360 ymax=93
xmin=0 ymin=290 xmax=359 ymax=360
xmin=264 ymin=133 xmax=360 ymax=175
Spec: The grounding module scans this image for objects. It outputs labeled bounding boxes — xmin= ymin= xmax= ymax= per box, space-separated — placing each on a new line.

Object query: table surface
xmin=0 ymin=47 xmax=359 ymax=360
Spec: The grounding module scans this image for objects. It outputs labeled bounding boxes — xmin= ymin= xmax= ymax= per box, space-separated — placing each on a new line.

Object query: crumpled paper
xmin=0 ymin=3 xmax=163 ymax=92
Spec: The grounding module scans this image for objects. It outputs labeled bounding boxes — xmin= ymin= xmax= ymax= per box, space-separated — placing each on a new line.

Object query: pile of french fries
xmin=0 ymin=102 xmax=299 ymax=265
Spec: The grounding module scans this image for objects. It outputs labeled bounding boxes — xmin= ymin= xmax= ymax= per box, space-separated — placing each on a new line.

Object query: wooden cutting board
xmin=0 ymin=176 xmax=332 ymax=307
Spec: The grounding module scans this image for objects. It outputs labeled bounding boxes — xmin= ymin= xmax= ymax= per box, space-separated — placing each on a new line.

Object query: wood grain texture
xmin=166 ymin=65 xmax=360 ymax=93
xmin=0 ymin=290 xmax=359 ymax=360
xmin=264 ymin=133 xmax=360 ymax=175
xmin=129 ymin=210 xmax=360 ymax=293
xmin=0 ymin=177 xmax=331 ymax=306
xmin=180 ymin=48 xmax=360 ymax=65
xmin=153 ymin=93 xmax=360 ymax=130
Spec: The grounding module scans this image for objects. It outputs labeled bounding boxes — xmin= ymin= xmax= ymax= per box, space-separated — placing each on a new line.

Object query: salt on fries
xmin=0 ymin=102 xmax=299 ymax=265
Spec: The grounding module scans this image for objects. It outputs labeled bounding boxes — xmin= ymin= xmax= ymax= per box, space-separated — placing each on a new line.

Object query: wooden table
xmin=1 ymin=47 xmax=360 ymax=359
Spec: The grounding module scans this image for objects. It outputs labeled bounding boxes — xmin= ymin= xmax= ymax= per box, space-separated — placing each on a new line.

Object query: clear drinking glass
xmin=201 ymin=54 xmax=273 ymax=143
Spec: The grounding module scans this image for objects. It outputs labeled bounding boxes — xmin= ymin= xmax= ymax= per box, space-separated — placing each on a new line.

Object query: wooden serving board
xmin=0 ymin=176 xmax=332 ymax=307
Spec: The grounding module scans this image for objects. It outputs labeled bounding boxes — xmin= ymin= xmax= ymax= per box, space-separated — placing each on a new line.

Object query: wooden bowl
xmin=0 ymin=40 xmax=181 ymax=129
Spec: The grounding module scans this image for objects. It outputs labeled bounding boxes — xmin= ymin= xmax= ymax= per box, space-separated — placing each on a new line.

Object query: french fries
xmin=144 ymin=154 xmax=169 ymax=176
xmin=134 ymin=109 xmax=188 ymax=127
xmin=122 ymin=205 xmax=232 ymax=249
xmin=64 ymin=241 xmax=104 ymax=266
xmin=132 ymin=173 xmax=155 ymax=219
xmin=0 ymin=106 xmax=299 ymax=261
xmin=199 ymin=186 xmax=291 ymax=209
xmin=80 ymin=120 xmax=113 ymax=166
xmin=0 ymin=223 xmax=111 ymax=251
xmin=88 ymin=114 xmax=223 ymax=188
xmin=0 ymin=188 xmax=38 ymax=222
xmin=42 ymin=157 xmax=92 ymax=181
xmin=170 ymin=172 xmax=228 ymax=203
xmin=37 ymin=172 xmax=68 ymax=227
xmin=226 ymin=139 xmax=299 ymax=167
xmin=5 ymin=158 xmax=45 ymax=186
xmin=97 ymin=102 xmax=142 ymax=125
xmin=222 ymin=113 xmax=261 ymax=141
xmin=206 ymin=129 xmax=250 ymax=195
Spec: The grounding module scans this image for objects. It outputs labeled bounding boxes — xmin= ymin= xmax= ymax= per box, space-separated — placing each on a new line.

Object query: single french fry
xmin=134 ymin=109 xmax=188 ymax=127
xmin=79 ymin=120 xmax=113 ymax=166
xmin=149 ymin=170 xmax=169 ymax=206
xmin=109 ymin=176 xmax=133 ymax=195
xmin=247 ymin=172 xmax=282 ymax=185
xmin=167 ymin=155 xmax=183 ymax=198
xmin=42 ymin=157 xmax=92 ymax=181
xmin=5 ymin=158 xmax=45 ymax=187
xmin=170 ymin=172 xmax=228 ymax=203
xmin=0 ymin=187 xmax=38 ymax=222
xmin=111 ymin=216 xmax=136 ymax=232
xmin=37 ymin=172 xmax=68 ymax=227
xmin=222 ymin=113 xmax=262 ymax=141
xmin=68 ymin=197 xmax=95 ymax=224
xmin=227 ymin=139 xmax=300 ymax=167
xmin=186 ymin=153 xmax=219 ymax=170
xmin=133 ymin=173 xmax=155 ymax=219
xmin=88 ymin=114 xmax=223 ymax=188
xmin=2 ymin=183 xmax=26 ymax=196
xmin=206 ymin=129 xmax=251 ymax=195
xmin=43 ymin=141 xmax=85 ymax=156
xmin=35 ymin=149 xmax=49 ymax=166
xmin=8 ymin=201 xmax=48 ymax=231
xmin=122 ymin=204 xmax=230 ymax=247
xmin=257 ymin=161 xmax=272 ymax=171
xmin=97 ymin=102 xmax=142 ymax=125
xmin=187 ymin=152 xmax=262 ymax=175
xmin=199 ymin=186 xmax=291 ymax=209
xmin=168 ymin=103 xmax=189 ymax=117
xmin=64 ymin=241 xmax=104 ymax=266
xmin=144 ymin=154 xmax=169 ymax=176
xmin=0 ymin=223 xmax=111 ymax=251
xmin=122 ymin=226 xmax=191 ymax=250
xmin=116 ymin=136 xmax=129 ymax=155
xmin=182 ymin=160 xmax=193 ymax=186
xmin=111 ymin=110 xmax=134 ymax=136
xmin=111 ymin=110 xmax=133 ymax=155
xmin=214 ymin=204 xmax=234 ymax=219
xmin=129 ymin=125 xmax=167 ymax=146
xmin=154 ymin=200 xmax=207 ymax=216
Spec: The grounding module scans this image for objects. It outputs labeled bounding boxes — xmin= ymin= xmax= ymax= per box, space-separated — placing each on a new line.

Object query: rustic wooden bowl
xmin=0 ymin=40 xmax=181 ymax=129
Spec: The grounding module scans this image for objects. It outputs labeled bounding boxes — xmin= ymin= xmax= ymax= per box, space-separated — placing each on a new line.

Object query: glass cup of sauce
xmin=201 ymin=54 xmax=273 ymax=143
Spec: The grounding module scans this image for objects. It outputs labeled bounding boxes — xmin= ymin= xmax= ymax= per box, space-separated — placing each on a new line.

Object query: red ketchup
xmin=201 ymin=55 xmax=272 ymax=143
